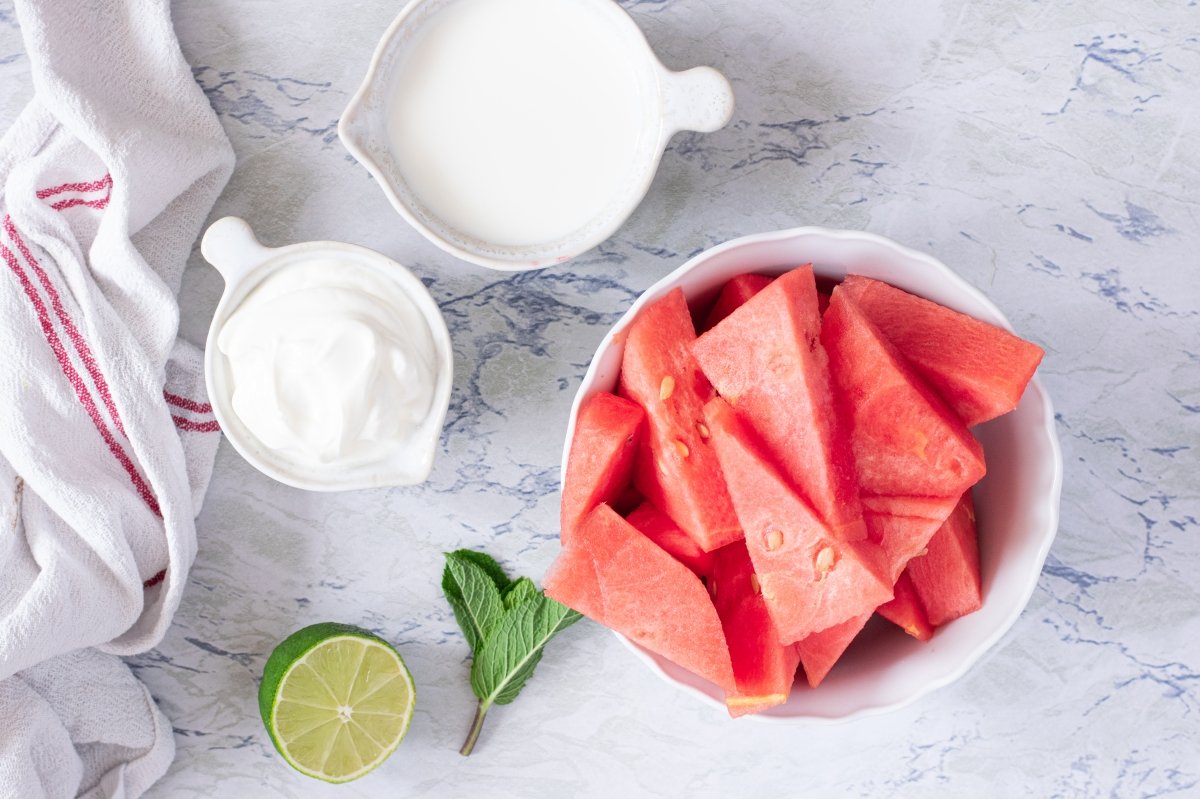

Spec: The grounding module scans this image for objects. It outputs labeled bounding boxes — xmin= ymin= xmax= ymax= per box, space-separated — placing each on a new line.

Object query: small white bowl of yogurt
xmin=339 ymin=0 xmax=735 ymax=271
xmin=201 ymin=217 xmax=454 ymax=491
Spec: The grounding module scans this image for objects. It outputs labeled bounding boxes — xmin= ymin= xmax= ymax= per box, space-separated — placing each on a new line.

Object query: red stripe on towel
xmin=1 ymin=240 xmax=162 ymax=517
xmin=49 ymin=196 xmax=110 ymax=211
xmin=164 ymin=391 xmax=213 ymax=414
xmin=143 ymin=569 xmax=166 ymax=589
xmin=4 ymin=216 xmax=127 ymax=436
xmin=35 ymin=173 xmax=113 ymax=199
xmin=172 ymin=416 xmax=221 ymax=433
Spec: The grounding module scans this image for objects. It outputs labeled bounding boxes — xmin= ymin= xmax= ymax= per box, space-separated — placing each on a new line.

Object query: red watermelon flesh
xmin=704 ymin=396 xmax=892 ymax=644
xmin=795 ymin=611 xmax=871 ymax=688
xmin=877 ymin=571 xmax=934 ymax=641
xmin=861 ymin=493 xmax=960 ymax=583
xmin=692 ymin=266 xmax=866 ymax=542
xmin=544 ymin=503 xmax=736 ymax=693
xmin=821 ymin=287 xmax=986 ymax=498
xmin=708 ymin=542 xmax=800 ymax=717
xmin=906 ymin=491 xmax=982 ymax=626
xmin=797 ymin=570 xmax=935 ymax=686
xmin=702 ymin=273 xmax=774 ymax=330
xmin=861 ymin=494 xmax=960 ymax=520
xmin=611 ymin=484 xmax=644 ymax=517
xmin=560 ymin=392 xmax=645 ymax=545
xmin=626 ymin=500 xmax=714 ymax=577
xmin=839 ymin=275 xmax=1044 ymax=427
xmin=620 ymin=288 xmax=742 ymax=552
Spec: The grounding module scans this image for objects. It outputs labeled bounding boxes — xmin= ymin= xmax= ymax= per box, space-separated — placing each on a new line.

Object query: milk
xmin=386 ymin=0 xmax=647 ymax=247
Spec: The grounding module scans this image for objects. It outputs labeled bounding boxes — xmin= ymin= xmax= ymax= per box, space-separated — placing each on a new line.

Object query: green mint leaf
xmin=445 ymin=549 xmax=511 ymax=592
xmin=501 ymin=577 xmax=538 ymax=610
xmin=470 ymin=594 xmax=581 ymax=707
xmin=442 ymin=553 xmax=506 ymax=653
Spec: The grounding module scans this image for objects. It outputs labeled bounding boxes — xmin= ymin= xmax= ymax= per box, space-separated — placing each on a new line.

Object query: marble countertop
xmin=4 ymin=0 xmax=1198 ymax=796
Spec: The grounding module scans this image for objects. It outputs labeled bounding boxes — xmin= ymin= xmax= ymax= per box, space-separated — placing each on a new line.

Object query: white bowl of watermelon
xmin=545 ymin=227 xmax=1062 ymax=722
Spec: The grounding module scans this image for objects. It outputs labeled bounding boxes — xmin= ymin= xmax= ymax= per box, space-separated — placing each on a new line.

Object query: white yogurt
xmin=386 ymin=0 xmax=647 ymax=246
xmin=216 ymin=258 xmax=437 ymax=467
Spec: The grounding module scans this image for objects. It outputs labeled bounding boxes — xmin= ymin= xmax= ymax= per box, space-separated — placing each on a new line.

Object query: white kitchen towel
xmin=0 ymin=0 xmax=233 ymax=796
xmin=0 ymin=650 xmax=175 ymax=799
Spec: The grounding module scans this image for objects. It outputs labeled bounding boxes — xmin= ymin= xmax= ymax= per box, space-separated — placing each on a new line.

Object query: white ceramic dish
xmin=201 ymin=217 xmax=454 ymax=492
xmin=563 ymin=227 xmax=1063 ymax=722
xmin=339 ymin=0 xmax=734 ymax=272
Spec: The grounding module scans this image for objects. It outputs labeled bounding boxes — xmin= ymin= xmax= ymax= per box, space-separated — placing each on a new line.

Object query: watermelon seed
xmin=912 ymin=431 xmax=929 ymax=461
xmin=673 ymin=439 xmax=690 ymax=458
xmin=749 ymin=574 xmax=761 ymax=596
xmin=659 ymin=375 xmax=676 ymax=401
xmin=764 ymin=529 xmax=784 ymax=551
xmin=696 ymin=423 xmax=710 ymax=440
xmin=815 ymin=546 xmax=838 ymax=579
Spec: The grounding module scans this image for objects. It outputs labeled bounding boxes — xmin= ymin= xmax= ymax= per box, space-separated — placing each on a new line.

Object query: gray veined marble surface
xmin=3 ymin=0 xmax=1199 ymax=796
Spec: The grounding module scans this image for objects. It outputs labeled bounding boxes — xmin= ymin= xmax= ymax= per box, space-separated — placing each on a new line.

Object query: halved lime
xmin=258 ymin=623 xmax=415 ymax=783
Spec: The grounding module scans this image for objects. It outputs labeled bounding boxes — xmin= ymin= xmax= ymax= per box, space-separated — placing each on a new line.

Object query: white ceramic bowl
xmin=201 ymin=217 xmax=454 ymax=492
xmin=563 ymin=227 xmax=1063 ymax=722
xmin=339 ymin=0 xmax=734 ymax=272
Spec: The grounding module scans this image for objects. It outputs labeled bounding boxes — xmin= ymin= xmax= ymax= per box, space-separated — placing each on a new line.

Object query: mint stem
xmin=459 ymin=700 xmax=490 ymax=756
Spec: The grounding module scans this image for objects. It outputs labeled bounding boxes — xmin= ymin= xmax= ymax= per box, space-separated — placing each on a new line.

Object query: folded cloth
xmin=0 ymin=650 xmax=175 ymax=799
xmin=0 ymin=0 xmax=234 ymax=796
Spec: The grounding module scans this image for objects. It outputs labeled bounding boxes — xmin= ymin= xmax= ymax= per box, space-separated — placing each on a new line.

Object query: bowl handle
xmin=661 ymin=66 xmax=735 ymax=136
xmin=200 ymin=216 xmax=274 ymax=285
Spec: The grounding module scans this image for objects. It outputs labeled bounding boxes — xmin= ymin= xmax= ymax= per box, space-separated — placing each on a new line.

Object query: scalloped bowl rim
xmin=561 ymin=226 xmax=1063 ymax=724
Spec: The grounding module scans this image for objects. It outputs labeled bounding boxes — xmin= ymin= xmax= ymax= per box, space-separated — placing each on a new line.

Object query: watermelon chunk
xmin=626 ymin=501 xmax=714 ymax=577
xmin=906 ymin=492 xmax=982 ymax=626
xmin=860 ymin=494 xmax=960 ymax=583
xmin=704 ymin=396 xmax=892 ymax=644
xmin=560 ymin=392 xmax=645 ymax=544
xmin=821 ymin=287 xmax=986 ymax=498
xmin=798 ymin=570 xmax=935 ymax=685
xmin=702 ymin=273 xmax=774 ymax=330
xmin=545 ymin=504 xmax=736 ymax=692
xmin=619 ymin=288 xmax=741 ymax=552
xmin=693 ymin=266 xmax=866 ymax=542
xmin=800 ymin=566 xmax=937 ymax=687
xmin=708 ymin=542 xmax=800 ymax=717
xmin=877 ymin=571 xmax=933 ymax=641
xmin=794 ymin=612 xmax=871 ymax=688
xmin=839 ymin=275 xmax=1044 ymax=427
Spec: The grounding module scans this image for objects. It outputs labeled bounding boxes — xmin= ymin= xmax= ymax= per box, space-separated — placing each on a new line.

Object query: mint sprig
xmin=442 ymin=550 xmax=581 ymax=756
xmin=448 ymin=549 xmax=512 ymax=593
xmin=442 ymin=552 xmax=505 ymax=653
xmin=500 ymin=576 xmax=537 ymax=610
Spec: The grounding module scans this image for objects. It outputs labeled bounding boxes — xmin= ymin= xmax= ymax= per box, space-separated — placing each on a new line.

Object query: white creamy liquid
xmin=387 ymin=0 xmax=646 ymax=246
xmin=217 ymin=259 xmax=437 ymax=467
